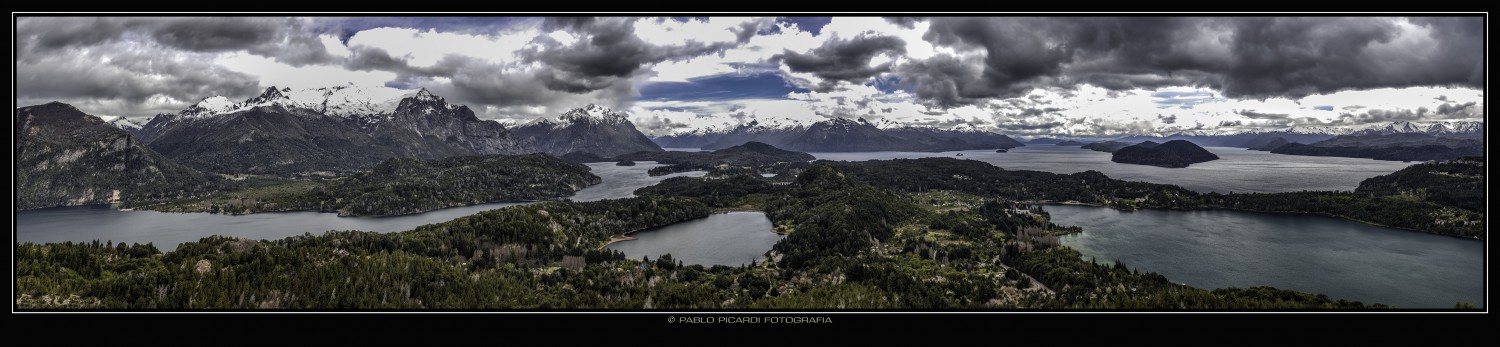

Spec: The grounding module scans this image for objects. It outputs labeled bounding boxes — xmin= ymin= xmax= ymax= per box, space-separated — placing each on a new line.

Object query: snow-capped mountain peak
xmin=171 ymin=85 xmax=445 ymax=122
xmin=559 ymin=104 xmax=628 ymax=123
xmin=179 ymin=96 xmax=242 ymax=118
xmin=102 ymin=116 xmax=146 ymax=131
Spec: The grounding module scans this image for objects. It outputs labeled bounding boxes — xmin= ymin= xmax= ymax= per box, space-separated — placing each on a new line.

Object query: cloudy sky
xmin=14 ymin=16 xmax=1485 ymax=138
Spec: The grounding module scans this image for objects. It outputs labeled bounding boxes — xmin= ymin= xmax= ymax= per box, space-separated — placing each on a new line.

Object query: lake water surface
xmin=605 ymin=212 xmax=783 ymax=266
xmin=1045 ymin=204 xmax=1485 ymax=308
xmin=15 ymin=162 xmax=705 ymax=251
xmin=812 ymin=146 xmax=1414 ymax=193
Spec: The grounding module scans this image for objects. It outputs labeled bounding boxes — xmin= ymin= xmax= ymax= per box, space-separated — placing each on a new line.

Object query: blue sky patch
xmin=777 ymin=17 xmax=832 ymax=36
xmin=640 ymin=72 xmax=808 ymax=102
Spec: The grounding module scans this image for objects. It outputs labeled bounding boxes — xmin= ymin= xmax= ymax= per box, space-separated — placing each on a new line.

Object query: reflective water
xmin=15 ymin=162 xmax=705 ymax=251
xmin=605 ymin=212 xmax=783 ymax=266
xmin=1047 ymin=204 xmax=1485 ymax=308
xmin=812 ymin=146 xmax=1414 ymax=193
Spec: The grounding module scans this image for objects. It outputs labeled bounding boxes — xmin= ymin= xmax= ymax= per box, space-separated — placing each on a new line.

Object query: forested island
xmin=593 ymin=141 xmax=815 ymax=177
xmin=134 ymin=154 xmax=600 ymax=216
xmin=17 ymin=161 xmax=1386 ymax=309
xmin=1111 ymin=140 xmax=1220 ymax=168
xmin=1081 ymin=141 xmax=1133 ymax=153
xmin=823 ymin=157 xmax=1484 ymax=239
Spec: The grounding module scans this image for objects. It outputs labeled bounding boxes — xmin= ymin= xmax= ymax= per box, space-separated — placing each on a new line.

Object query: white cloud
xmin=215 ymin=53 xmax=397 ymax=90
xmin=344 ymin=27 xmax=537 ymax=67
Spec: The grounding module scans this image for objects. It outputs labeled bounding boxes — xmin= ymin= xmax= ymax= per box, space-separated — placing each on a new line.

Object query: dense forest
xmin=17 ymin=154 xmax=1483 ymax=309
xmin=823 ymin=157 xmax=1484 ymax=239
xmin=1355 ymin=157 xmax=1484 ymax=212
xmin=614 ymin=141 xmax=816 ymax=176
xmin=1270 ymin=133 xmax=1483 ymax=161
xmin=1111 ymin=140 xmax=1220 ymax=168
xmin=16 ymin=162 xmax=1384 ymax=309
xmin=134 ymin=154 xmax=600 ymax=216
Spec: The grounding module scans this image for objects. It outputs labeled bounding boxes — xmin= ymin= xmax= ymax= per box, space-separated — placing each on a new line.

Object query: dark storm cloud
xmin=885 ymin=17 xmax=924 ymax=29
xmin=523 ymin=17 xmax=742 ymax=91
xmin=1239 ymin=110 xmax=1290 ymax=120
xmin=334 ymin=17 xmax=768 ymax=117
xmin=889 ymin=17 xmax=1483 ymax=107
xmin=1334 ymin=101 xmax=1482 ymax=126
xmin=307 ymin=17 xmax=536 ymax=42
xmin=15 ymin=41 xmax=263 ymax=115
xmin=1156 ymin=114 xmax=1177 ymax=124
xmin=17 ymin=17 xmax=333 ymax=66
xmin=997 ymin=121 xmax=1065 ymax=131
xmin=15 ymin=18 xmax=330 ymax=116
xmin=777 ymin=35 xmax=906 ymax=91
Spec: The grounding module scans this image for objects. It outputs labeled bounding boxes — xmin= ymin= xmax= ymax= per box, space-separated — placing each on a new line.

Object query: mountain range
xmin=1270 ymin=133 xmax=1483 ymax=162
xmin=105 ymin=86 xmax=659 ymax=175
xmin=652 ymin=117 xmax=1024 ymax=152
xmin=1115 ymin=121 xmax=1484 ymax=149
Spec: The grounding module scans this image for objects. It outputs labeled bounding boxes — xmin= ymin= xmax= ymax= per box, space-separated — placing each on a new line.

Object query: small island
xmin=1111 ymin=140 xmax=1219 ymax=168
xmin=1248 ymin=137 xmax=1292 ymax=151
xmin=995 ymin=148 xmax=1008 ymax=153
xmin=616 ymin=160 xmax=636 ymax=166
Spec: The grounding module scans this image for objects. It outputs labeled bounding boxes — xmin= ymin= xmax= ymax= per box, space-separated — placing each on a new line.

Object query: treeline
xmin=17 ymin=160 xmax=1412 ymax=309
xmin=136 ymin=154 xmax=601 ymax=217
xmin=612 ymin=142 xmax=815 ymax=177
xmin=822 ymin=158 xmax=1484 ymax=239
xmin=1355 ymin=157 xmax=1484 ymax=212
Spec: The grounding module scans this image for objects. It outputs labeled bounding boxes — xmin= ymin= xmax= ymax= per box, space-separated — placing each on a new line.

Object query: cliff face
xmin=15 ymin=102 xmax=219 ymax=209
xmin=139 ymin=88 xmax=531 ymax=175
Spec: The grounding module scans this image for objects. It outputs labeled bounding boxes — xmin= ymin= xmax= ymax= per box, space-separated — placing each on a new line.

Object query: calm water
xmin=605 ymin=212 xmax=783 ymax=266
xmin=15 ymin=162 xmax=705 ymax=251
xmin=1046 ymin=204 xmax=1485 ymax=308
xmin=812 ymin=146 xmax=1414 ymax=193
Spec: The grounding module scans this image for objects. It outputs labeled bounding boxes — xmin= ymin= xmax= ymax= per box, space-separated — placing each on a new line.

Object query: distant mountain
xmin=1055 ymin=140 xmax=1085 ymax=146
xmin=105 ymin=117 xmax=146 ymax=136
xmin=1116 ymin=132 xmax=1334 ymax=149
xmin=14 ymin=102 xmax=220 ymax=209
xmin=668 ymin=118 xmax=1023 ymax=152
xmin=1350 ymin=121 xmax=1485 ymax=138
xmin=696 ymin=120 xmax=808 ymax=151
xmin=1027 ymin=137 xmax=1067 ymax=145
xmin=1081 ymin=141 xmax=1134 ymax=153
xmin=1116 ymin=121 xmax=1484 ymax=149
xmin=511 ymin=104 xmax=663 ymax=157
xmin=137 ymin=86 xmax=530 ymax=175
xmin=1111 ymin=140 xmax=1220 ymax=168
xmin=1247 ymin=137 xmax=1292 ymax=151
xmin=1271 ymin=133 xmax=1482 ymax=161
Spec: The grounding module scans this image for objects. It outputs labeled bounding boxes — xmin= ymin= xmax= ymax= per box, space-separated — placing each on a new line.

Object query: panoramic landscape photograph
xmin=10 ymin=14 xmax=1488 ymax=318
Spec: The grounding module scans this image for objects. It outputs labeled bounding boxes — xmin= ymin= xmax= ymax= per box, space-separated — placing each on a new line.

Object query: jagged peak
xmin=559 ymin=104 xmax=628 ymax=122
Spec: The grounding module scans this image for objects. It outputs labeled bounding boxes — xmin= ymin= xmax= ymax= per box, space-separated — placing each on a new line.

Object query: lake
xmin=1045 ymin=204 xmax=1485 ymax=308
xmin=605 ymin=212 xmax=783 ymax=266
xmin=14 ymin=161 xmax=705 ymax=251
xmin=812 ymin=146 xmax=1414 ymax=193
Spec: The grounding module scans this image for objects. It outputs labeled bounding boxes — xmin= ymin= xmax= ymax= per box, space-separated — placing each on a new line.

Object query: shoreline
xmin=1033 ymin=201 xmax=1483 ymax=241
